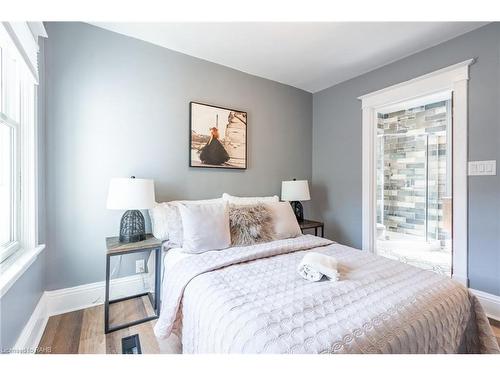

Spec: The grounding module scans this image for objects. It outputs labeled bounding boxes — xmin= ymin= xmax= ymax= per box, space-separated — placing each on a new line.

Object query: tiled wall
xmin=376 ymin=100 xmax=451 ymax=243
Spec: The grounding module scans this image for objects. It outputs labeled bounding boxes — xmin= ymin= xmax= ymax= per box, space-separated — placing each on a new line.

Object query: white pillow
xmin=265 ymin=202 xmax=302 ymax=240
xmin=149 ymin=198 xmax=223 ymax=244
xmin=222 ymin=193 xmax=279 ymax=205
xmin=176 ymin=198 xmax=223 ymax=205
xmin=165 ymin=203 xmax=183 ymax=246
xmin=149 ymin=202 xmax=170 ymax=240
xmin=178 ymin=202 xmax=231 ymax=254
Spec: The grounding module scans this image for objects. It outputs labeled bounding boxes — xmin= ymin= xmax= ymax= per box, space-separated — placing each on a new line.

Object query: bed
xmin=154 ymin=234 xmax=499 ymax=354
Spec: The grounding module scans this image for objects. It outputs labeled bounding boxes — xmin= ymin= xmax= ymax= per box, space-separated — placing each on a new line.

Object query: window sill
xmin=0 ymin=244 xmax=46 ymax=298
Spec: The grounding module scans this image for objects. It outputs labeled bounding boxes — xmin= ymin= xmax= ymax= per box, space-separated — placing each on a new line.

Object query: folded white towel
xmin=297 ymin=252 xmax=339 ymax=282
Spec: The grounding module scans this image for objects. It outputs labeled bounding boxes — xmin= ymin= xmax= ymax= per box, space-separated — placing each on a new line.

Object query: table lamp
xmin=281 ymin=179 xmax=310 ymax=222
xmin=106 ymin=176 xmax=155 ymax=243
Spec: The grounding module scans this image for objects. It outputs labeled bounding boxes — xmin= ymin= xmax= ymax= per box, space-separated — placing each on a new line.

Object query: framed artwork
xmin=189 ymin=102 xmax=247 ymax=169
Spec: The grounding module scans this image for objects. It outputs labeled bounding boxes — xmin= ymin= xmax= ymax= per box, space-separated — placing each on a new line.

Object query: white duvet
xmin=154 ymin=235 xmax=499 ymax=354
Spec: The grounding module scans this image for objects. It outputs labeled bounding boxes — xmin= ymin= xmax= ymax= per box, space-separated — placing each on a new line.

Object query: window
xmin=0 ymin=109 xmax=19 ymax=261
xmin=0 ymin=26 xmax=36 ymax=264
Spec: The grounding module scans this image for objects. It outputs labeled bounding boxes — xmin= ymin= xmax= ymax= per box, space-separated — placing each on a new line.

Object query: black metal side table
xmin=104 ymin=234 xmax=162 ymax=334
xmin=298 ymin=219 xmax=325 ymax=237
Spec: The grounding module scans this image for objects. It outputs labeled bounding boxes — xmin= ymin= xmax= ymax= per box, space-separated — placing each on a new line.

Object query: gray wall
xmin=0 ymin=256 xmax=45 ymax=350
xmin=0 ymin=40 xmax=48 ymax=351
xmin=312 ymin=23 xmax=500 ymax=295
xmin=44 ymin=22 xmax=312 ymax=290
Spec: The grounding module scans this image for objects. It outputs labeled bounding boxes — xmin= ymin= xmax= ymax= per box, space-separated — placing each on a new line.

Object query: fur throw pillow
xmin=229 ymin=204 xmax=275 ymax=246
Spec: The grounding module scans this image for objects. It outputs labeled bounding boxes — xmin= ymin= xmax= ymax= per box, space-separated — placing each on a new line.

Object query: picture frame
xmin=189 ymin=101 xmax=247 ymax=170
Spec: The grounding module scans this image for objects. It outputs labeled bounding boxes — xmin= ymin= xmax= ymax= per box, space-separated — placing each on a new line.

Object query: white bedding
xmin=163 ymin=247 xmax=192 ymax=273
xmin=155 ymin=235 xmax=499 ymax=354
xmin=163 ymin=247 xmax=230 ymax=272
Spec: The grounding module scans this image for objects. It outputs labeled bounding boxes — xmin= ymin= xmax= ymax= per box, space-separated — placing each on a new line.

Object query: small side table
xmin=105 ymin=234 xmax=162 ymax=334
xmin=299 ymin=219 xmax=325 ymax=237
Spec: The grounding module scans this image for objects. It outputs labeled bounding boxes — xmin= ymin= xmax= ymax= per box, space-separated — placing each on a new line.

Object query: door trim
xmin=359 ymin=59 xmax=474 ymax=286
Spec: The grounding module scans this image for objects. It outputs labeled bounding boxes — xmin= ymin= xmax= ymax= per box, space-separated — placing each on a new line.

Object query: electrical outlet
xmin=135 ymin=259 xmax=145 ymax=274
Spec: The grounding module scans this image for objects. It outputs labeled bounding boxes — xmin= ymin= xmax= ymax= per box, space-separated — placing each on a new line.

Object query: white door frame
xmin=359 ymin=59 xmax=474 ymax=287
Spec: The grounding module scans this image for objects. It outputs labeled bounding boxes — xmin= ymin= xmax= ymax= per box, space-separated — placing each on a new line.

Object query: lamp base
xmin=119 ymin=210 xmax=146 ymax=243
xmin=290 ymin=201 xmax=304 ymax=222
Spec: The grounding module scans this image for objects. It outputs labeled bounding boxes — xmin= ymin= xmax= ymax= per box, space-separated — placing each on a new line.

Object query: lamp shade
xmin=281 ymin=180 xmax=310 ymax=201
xmin=106 ymin=177 xmax=155 ymax=210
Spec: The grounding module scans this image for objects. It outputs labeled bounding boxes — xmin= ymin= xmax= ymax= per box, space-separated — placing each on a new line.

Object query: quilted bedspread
xmin=154 ymin=235 xmax=499 ymax=354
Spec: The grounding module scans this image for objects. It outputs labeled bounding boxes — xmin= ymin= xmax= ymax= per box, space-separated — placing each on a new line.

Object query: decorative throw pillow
xmin=165 ymin=203 xmax=183 ymax=246
xmin=178 ymin=202 xmax=231 ymax=254
xmin=169 ymin=198 xmax=223 ymax=246
xmin=222 ymin=193 xmax=279 ymax=205
xmin=265 ymin=201 xmax=302 ymax=240
xmin=150 ymin=198 xmax=223 ymax=246
xmin=229 ymin=204 xmax=275 ymax=246
xmin=149 ymin=202 xmax=170 ymax=241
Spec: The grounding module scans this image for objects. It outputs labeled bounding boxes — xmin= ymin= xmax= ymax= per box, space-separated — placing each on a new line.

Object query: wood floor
xmin=38 ymin=301 xmax=500 ymax=354
xmin=38 ymin=296 xmax=173 ymax=354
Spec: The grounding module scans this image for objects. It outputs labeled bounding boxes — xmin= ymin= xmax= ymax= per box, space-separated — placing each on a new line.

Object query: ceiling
xmin=90 ymin=22 xmax=488 ymax=93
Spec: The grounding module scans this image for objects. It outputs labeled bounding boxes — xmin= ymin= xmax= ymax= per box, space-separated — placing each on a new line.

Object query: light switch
xmin=468 ymin=160 xmax=496 ymax=176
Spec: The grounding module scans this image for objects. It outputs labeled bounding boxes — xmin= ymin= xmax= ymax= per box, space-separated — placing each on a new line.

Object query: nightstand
xmin=104 ymin=234 xmax=163 ymax=334
xmin=299 ymin=219 xmax=324 ymax=237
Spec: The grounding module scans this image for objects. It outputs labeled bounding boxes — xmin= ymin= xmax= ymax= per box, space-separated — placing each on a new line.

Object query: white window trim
xmin=2 ymin=22 xmax=47 ymax=84
xmin=359 ymin=59 xmax=474 ymax=287
xmin=0 ymin=22 xmax=46 ymax=297
xmin=0 ymin=244 xmax=45 ymax=298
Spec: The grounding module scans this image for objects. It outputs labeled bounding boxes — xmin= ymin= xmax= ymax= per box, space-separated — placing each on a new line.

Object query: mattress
xmin=155 ymin=235 xmax=499 ymax=354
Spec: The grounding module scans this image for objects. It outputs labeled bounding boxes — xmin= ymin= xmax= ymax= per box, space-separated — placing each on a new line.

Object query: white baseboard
xmin=470 ymin=288 xmax=500 ymax=321
xmin=45 ymin=273 xmax=150 ymax=317
xmin=13 ymin=273 xmax=150 ymax=353
xmin=13 ymin=294 xmax=48 ymax=353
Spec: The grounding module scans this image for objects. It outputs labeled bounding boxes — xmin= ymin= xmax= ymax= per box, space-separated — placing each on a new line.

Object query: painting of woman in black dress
xmin=199 ymin=127 xmax=230 ymax=165
xmin=190 ymin=102 xmax=247 ymax=169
